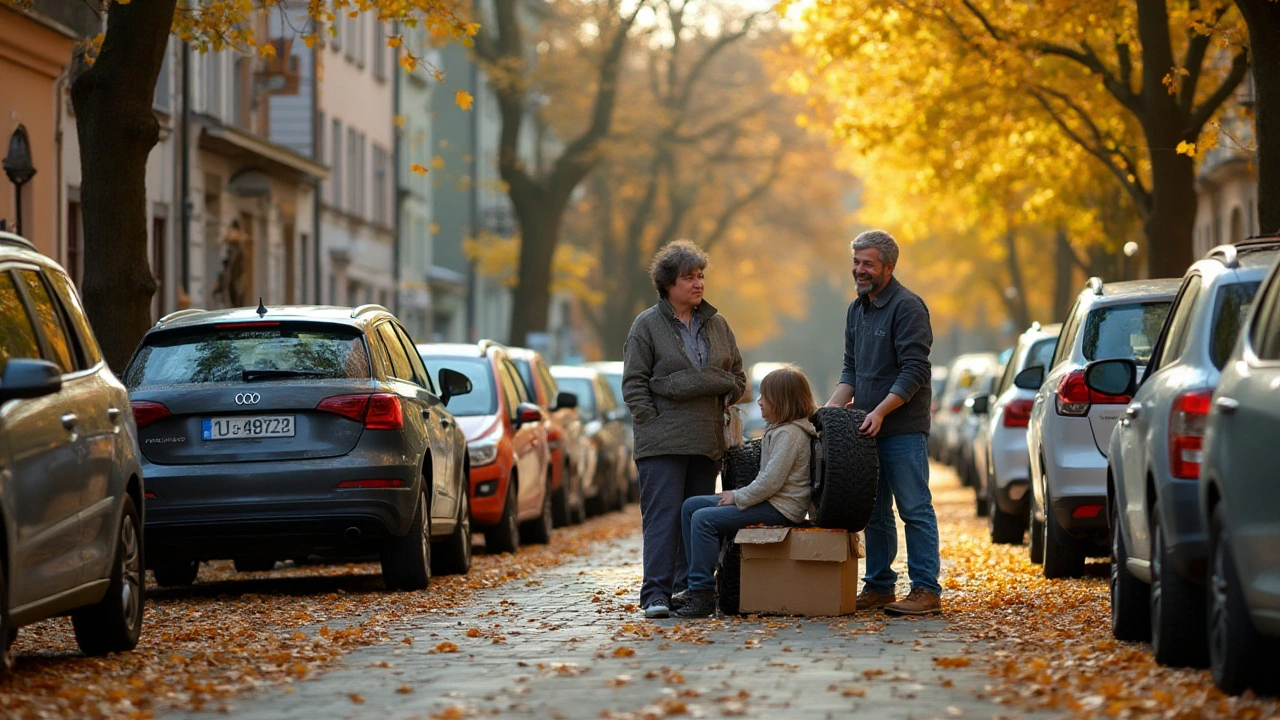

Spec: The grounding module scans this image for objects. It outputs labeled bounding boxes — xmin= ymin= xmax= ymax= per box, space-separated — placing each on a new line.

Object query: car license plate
xmin=202 ymin=415 xmax=295 ymax=440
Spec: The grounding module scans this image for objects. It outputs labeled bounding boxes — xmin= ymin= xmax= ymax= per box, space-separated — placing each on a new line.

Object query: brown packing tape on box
xmin=733 ymin=527 xmax=862 ymax=616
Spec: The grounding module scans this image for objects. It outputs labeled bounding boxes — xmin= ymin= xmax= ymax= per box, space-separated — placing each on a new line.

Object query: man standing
xmin=826 ymin=230 xmax=941 ymax=616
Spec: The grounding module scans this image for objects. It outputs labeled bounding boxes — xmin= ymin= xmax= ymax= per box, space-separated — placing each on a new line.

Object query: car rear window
xmin=1210 ymin=281 xmax=1261 ymax=370
xmin=1081 ymin=302 xmax=1171 ymax=364
xmin=125 ymin=323 xmax=370 ymax=390
xmin=556 ymin=377 xmax=597 ymax=421
xmin=419 ymin=356 xmax=497 ymax=417
xmin=1027 ymin=337 xmax=1057 ymax=372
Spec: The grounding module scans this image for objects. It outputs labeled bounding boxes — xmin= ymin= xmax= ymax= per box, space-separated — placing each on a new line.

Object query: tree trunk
xmin=508 ymin=205 xmax=561 ymax=347
xmin=1142 ymin=154 xmax=1199 ymax=278
xmin=1237 ymin=0 xmax=1280 ymax=235
xmin=1001 ymin=225 xmax=1031 ymax=331
xmin=1053 ymin=227 xmax=1076 ymax=321
xmin=70 ymin=0 xmax=175 ymax=371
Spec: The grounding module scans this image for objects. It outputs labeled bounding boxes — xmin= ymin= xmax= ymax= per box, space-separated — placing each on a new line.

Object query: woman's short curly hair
xmin=649 ymin=240 xmax=709 ymax=299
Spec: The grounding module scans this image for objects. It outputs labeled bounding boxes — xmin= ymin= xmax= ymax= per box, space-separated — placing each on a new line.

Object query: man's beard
xmin=856 ymin=272 xmax=885 ymax=296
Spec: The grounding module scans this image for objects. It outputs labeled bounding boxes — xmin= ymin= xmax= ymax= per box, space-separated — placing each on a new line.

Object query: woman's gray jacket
xmin=622 ymin=299 xmax=747 ymax=461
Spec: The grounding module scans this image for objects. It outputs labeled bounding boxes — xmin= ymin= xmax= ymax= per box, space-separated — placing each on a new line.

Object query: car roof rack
xmin=1208 ymin=236 xmax=1280 ymax=269
xmin=1087 ymin=276 xmax=1104 ymax=296
xmin=155 ymin=308 xmax=206 ymax=326
xmin=0 ymin=232 xmax=37 ymax=251
xmin=350 ymin=304 xmax=389 ymax=318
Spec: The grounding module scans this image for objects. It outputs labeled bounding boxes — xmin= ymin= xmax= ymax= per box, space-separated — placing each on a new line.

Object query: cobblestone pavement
xmin=163 ymin=528 xmax=1061 ymax=720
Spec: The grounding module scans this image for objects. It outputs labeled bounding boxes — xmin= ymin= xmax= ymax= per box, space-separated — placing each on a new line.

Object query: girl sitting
xmin=674 ymin=366 xmax=817 ymax=618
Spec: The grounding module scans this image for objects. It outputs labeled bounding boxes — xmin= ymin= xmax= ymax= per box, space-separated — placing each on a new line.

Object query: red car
xmin=507 ymin=347 xmax=587 ymax=527
xmin=417 ymin=342 xmax=551 ymax=553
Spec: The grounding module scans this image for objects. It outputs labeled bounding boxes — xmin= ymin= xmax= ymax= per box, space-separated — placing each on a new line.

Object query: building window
xmin=66 ymin=199 xmax=82 ymax=288
xmin=205 ymin=52 xmax=222 ymax=117
xmin=357 ymin=14 xmax=367 ymax=67
xmin=373 ymin=145 xmax=388 ymax=225
xmin=331 ymin=119 xmax=343 ymax=208
xmin=344 ymin=14 xmax=355 ymax=61
xmin=232 ymin=56 xmax=249 ymax=129
xmin=372 ymin=21 xmax=387 ymax=80
xmin=347 ymin=128 xmax=359 ymax=215
xmin=152 ymin=212 xmax=167 ymax=313
xmin=154 ymin=40 xmax=172 ymax=112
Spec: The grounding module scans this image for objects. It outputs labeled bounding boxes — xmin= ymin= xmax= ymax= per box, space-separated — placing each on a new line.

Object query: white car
xmin=975 ymin=323 xmax=1059 ymax=544
xmin=935 ymin=352 xmax=1001 ymax=471
xmin=1022 ymin=277 xmax=1179 ymax=578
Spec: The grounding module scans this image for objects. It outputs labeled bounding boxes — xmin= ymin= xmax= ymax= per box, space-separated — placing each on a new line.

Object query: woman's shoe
xmin=674 ymin=590 xmax=716 ymax=618
xmin=670 ymin=590 xmax=690 ymax=612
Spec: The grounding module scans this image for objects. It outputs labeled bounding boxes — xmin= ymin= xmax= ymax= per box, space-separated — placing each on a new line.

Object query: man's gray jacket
xmin=622 ymin=299 xmax=747 ymax=461
xmin=839 ymin=277 xmax=933 ymax=437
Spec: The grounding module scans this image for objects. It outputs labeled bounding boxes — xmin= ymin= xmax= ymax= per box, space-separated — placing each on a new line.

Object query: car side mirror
xmin=438 ymin=368 xmax=472 ymax=406
xmin=1083 ymin=358 xmax=1137 ymax=398
xmin=515 ymin=402 xmax=543 ymax=425
xmin=0 ymin=359 xmax=62 ymax=402
xmin=555 ymin=391 xmax=578 ymax=410
xmin=1013 ymin=366 xmax=1045 ymax=391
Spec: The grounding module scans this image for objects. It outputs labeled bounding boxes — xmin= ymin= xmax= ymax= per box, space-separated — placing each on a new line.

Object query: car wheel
xmin=722 ymin=439 xmax=763 ymax=491
xmin=809 ymin=408 xmax=879 ymax=533
xmin=551 ymin=459 xmax=572 ymax=528
xmin=233 ymin=558 xmax=277 ymax=573
xmin=72 ymin=495 xmax=145 ymax=657
xmin=152 ymin=559 xmax=199 ymax=587
xmin=433 ymin=488 xmax=472 ymax=576
xmin=485 ymin=478 xmax=521 ymax=554
xmin=1110 ymin=500 xmax=1151 ymax=641
xmin=1150 ymin=503 xmax=1207 ymax=666
xmin=380 ymin=491 xmax=431 ymax=591
xmin=1208 ymin=504 xmax=1274 ymax=695
xmin=1 ymin=555 xmax=12 ymax=677
xmin=1028 ymin=484 xmax=1045 ymax=564
xmin=520 ymin=482 xmax=554 ymax=545
xmin=988 ymin=480 xmax=1024 ymax=545
xmin=1042 ymin=488 xmax=1085 ymax=579
xmin=974 ymin=470 xmax=990 ymax=518
xmin=716 ymin=536 xmax=742 ymax=616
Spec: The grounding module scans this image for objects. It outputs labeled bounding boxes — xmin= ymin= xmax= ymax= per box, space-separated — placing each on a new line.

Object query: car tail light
xmin=316 ymin=394 xmax=403 ymax=430
xmin=1055 ymin=370 xmax=1131 ymax=417
xmin=1003 ymin=398 xmax=1035 ymax=428
xmin=1072 ymin=504 xmax=1103 ymax=519
xmin=365 ymin=394 xmax=403 ymax=430
xmin=337 ymin=479 xmax=405 ymax=489
xmin=951 ymin=401 xmax=964 ymax=414
xmin=130 ymin=401 xmax=171 ymax=429
xmin=1169 ymin=389 xmax=1213 ymax=479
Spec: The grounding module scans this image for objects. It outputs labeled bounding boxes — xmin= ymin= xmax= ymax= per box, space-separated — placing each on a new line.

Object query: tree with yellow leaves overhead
xmin=792 ymin=0 xmax=1250 ymax=281
xmin=0 ymin=0 xmax=472 ymax=370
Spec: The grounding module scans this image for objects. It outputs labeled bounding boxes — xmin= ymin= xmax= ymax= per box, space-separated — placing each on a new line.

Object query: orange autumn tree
xmin=791 ymin=0 xmax=1249 ymax=281
xmin=0 ymin=0 xmax=472 ymax=370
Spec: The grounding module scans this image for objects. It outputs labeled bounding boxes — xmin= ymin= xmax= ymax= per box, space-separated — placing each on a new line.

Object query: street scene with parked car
xmin=4 ymin=0 xmax=1280 ymax=716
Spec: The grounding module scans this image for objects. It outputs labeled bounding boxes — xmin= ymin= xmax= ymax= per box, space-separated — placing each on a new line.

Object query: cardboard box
xmin=735 ymin=527 xmax=864 ymax=616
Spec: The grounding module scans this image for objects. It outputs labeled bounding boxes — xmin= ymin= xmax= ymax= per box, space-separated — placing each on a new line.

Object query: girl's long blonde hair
xmin=760 ymin=366 xmax=816 ymax=424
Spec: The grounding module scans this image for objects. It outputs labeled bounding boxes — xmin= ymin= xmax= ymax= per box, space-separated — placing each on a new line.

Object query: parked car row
xmin=943 ymin=235 xmax=1280 ymax=697
xmin=0 ymin=230 xmax=638 ymax=676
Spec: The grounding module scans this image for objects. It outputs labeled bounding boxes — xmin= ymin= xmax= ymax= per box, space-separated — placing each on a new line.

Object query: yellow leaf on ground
xmin=432 ymin=641 xmax=459 ymax=653
xmin=612 ymin=646 xmax=636 ymax=658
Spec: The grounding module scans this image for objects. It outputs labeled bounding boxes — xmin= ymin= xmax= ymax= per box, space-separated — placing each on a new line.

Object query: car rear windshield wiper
xmin=242 ymin=369 xmax=327 ymax=382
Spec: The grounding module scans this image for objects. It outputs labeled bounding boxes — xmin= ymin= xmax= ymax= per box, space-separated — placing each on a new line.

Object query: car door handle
xmin=1125 ymin=404 xmax=1142 ymax=419
xmin=1215 ymin=397 xmax=1240 ymax=413
xmin=108 ymin=407 xmax=121 ymax=422
xmin=61 ymin=413 xmax=79 ymax=430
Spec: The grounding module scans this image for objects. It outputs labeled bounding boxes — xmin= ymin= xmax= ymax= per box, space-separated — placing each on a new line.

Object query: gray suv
xmin=0 ymin=232 xmax=145 ymax=673
xmin=1199 ymin=246 xmax=1280 ymax=696
xmin=1085 ymin=239 xmax=1278 ymax=668
xmin=124 ymin=305 xmax=474 ymax=591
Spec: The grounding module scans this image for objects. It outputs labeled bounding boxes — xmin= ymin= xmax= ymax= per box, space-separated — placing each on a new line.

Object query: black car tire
xmin=1110 ymin=500 xmax=1151 ymax=641
xmin=551 ymin=458 xmax=572 ymax=528
xmin=721 ymin=439 xmax=762 ymax=491
xmin=233 ymin=558 xmax=276 ymax=573
xmin=521 ymin=483 xmax=554 ymax=545
xmin=1042 ymin=488 xmax=1086 ymax=579
xmin=974 ymin=475 xmax=990 ymax=518
xmin=153 ymin=559 xmax=199 ymax=587
xmin=1208 ymin=504 xmax=1276 ymax=695
xmin=1 ymin=553 xmax=12 ymax=677
xmin=717 ymin=537 xmax=742 ymax=616
xmin=1150 ymin=503 xmax=1208 ymax=667
xmin=72 ymin=495 xmax=145 ymax=657
xmin=433 ymin=488 xmax=472 ymax=576
xmin=584 ymin=484 xmax=607 ymax=518
xmin=485 ymin=478 xmax=521 ymax=554
xmin=809 ymin=408 xmax=878 ymax=533
xmin=1028 ymin=467 xmax=1045 ymax=564
xmin=381 ymin=491 xmax=431 ymax=591
xmin=988 ymin=480 xmax=1024 ymax=545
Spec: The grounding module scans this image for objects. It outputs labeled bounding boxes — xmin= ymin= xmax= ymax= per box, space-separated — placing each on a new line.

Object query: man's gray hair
xmin=851 ymin=230 xmax=900 ymax=266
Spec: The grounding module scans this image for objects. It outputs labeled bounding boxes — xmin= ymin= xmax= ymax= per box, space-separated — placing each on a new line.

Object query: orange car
xmin=507 ymin=347 xmax=588 ymax=527
xmin=417 ymin=342 xmax=551 ymax=554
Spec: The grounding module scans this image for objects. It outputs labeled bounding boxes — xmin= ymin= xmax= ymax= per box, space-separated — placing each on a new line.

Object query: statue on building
xmin=212 ymin=220 xmax=249 ymax=308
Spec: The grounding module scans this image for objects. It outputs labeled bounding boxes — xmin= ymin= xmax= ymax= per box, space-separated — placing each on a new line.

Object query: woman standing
xmin=622 ymin=240 xmax=747 ymax=618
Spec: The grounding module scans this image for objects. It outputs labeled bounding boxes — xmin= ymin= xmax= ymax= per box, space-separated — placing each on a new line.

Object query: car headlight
xmin=468 ymin=439 xmax=499 ymax=466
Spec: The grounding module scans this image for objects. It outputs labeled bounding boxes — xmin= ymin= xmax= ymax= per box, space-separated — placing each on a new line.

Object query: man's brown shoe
xmin=884 ymin=588 xmax=942 ymax=616
xmin=856 ymin=589 xmax=896 ymax=612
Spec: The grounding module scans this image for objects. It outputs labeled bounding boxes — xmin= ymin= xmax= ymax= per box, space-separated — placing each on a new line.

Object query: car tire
xmin=153 ymin=559 xmax=199 ymax=587
xmin=233 ymin=558 xmax=276 ymax=573
xmin=1110 ymin=500 xmax=1151 ymax=641
xmin=715 ymin=439 xmax=765 ymax=617
xmin=381 ymin=491 xmax=431 ymax=591
xmin=1208 ymin=504 xmax=1277 ymax=695
xmin=520 ymin=482 xmax=554 ymax=545
xmin=1042 ymin=488 xmax=1086 ymax=579
xmin=974 ymin=473 xmax=990 ymax=518
xmin=485 ymin=478 xmax=521 ymax=554
xmin=988 ymin=480 xmax=1024 ymax=545
xmin=717 ymin=537 xmax=742 ymax=616
xmin=584 ymin=485 xmax=607 ymax=518
xmin=433 ymin=488 xmax=472 ymax=576
xmin=1 ymin=554 xmax=12 ymax=677
xmin=721 ymin=439 xmax=763 ymax=492
xmin=551 ymin=458 xmax=572 ymax=528
xmin=1028 ymin=467 xmax=1045 ymax=564
xmin=72 ymin=495 xmax=145 ymax=657
xmin=808 ymin=408 xmax=879 ymax=533
xmin=1149 ymin=503 xmax=1208 ymax=666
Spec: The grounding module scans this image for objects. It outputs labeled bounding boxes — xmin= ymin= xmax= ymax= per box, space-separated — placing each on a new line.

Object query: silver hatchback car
xmin=0 ymin=233 xmax=145 ymax=674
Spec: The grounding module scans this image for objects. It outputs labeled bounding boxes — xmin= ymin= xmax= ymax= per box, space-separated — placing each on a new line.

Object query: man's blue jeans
xmin=681 ymin=495 xmax=790 ymax=592
xmin=862 ymin=432 xmax=942 ymax=596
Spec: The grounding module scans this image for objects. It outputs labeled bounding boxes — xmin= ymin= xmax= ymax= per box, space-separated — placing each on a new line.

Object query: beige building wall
xmin=1195 ymin=159 xmax=1259 ymax=258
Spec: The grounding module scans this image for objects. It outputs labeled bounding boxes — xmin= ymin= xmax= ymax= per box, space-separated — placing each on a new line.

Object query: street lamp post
xmin=3 ymin=126 xmax=37 ymax=236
